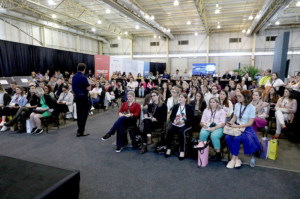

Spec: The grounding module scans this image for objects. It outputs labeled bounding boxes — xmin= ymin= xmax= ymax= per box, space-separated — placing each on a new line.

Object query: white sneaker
xmin=91 ymin=106 xmax=95 ymax=110
xmin=1 ymin=126 xmax=8 ymax=132
xmin=235 ymin=159 xmax=242 ymax=167
xmin=0 ymin=121 xmax=4 ymax=127
xmin=226 ymin=160 xmax=236 ymax=169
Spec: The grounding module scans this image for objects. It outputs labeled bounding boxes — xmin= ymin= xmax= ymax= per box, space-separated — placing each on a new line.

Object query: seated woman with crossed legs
xmin=102 ymin=91 xmax=141 ymax=152
xmin=199 ymin=97 xmax=226 ymax=161
xmin=140 ymin=90 xmax=167 ymax=154
xmin=165 ymin=93 xmax=194 ymax=160
xmin=225 ymin=90 xmax=260 ymax=169
xmin=274 ymin=88 xmax=297 ymax=139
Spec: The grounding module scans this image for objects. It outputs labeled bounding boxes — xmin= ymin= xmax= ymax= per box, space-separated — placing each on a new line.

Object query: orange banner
xmin=94 ymin=54 xmax=110 ymax=80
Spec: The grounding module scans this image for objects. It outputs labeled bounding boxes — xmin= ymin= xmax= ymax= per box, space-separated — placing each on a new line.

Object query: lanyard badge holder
xmin=237 ymin=104 xmax=247 ymax=125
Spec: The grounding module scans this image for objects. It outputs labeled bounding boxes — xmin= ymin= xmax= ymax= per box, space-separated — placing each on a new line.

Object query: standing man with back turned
xmin=72 ymin=63 xmax=91 ymax=137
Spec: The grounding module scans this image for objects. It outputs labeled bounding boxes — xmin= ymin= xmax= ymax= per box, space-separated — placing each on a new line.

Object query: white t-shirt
xmin=265 ymin=79 xmax=284 ymax=90
xmin=175 ymin=105 xmax=186 ymax=121
xmin=182 ymin=73 xmax=190 ymax=80
xmin=234 ymin=103 xmax=255 ymax=124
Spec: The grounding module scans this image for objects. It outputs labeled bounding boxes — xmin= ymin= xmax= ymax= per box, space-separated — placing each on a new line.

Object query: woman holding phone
xmin=165 ymin=93 xmax=194 ymax=160
xmin=199 ymin=97 xmax=226 ymax=161
xmin=225 ymin=90 xmax=260 ymax=169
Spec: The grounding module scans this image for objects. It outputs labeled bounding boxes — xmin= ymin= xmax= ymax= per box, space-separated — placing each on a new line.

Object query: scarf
xmin=251 ymin=100 xmax=269 ymax=117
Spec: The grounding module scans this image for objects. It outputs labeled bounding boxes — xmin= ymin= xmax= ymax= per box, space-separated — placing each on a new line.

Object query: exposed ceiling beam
xmin=193 ymin=0 xmax=209 ymax=35
xmin=22 ymin=0 xmax=132 ymax=38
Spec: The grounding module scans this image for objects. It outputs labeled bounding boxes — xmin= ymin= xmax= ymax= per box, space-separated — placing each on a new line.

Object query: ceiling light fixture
xmin=248 ymin=15 xmax=253 ymax=20
xmin=125 ymin=31 xmax=128 ymax=35
xmin=135 ymin=25 xmax=140 ymax=29
xmin=92 ymin=28 xmax=96 ymax=32
xmin=174 ymin=0 xmax=179 ymax=6
xmin=52 ymin=14 xmax=56 ymax=18
xmin=145 ymin=15 xmax=149 ymax=19
xmin=275 ymin=21 xmax=280 ymax=25
xmin=195 ymin=32 xmax=198 ymax=36
xmin=106 ymin=9 xmax=111 ymax=14
xmin=242 ymin=29 xmax=246 ymax=33
xmin=97 ymin=20 xmax=101 ymax=24
xmin=217 ymin=25 xmax=221 ymax=28
xmin=296 ymin=1 xmax=300 ymax=6
xmin=151 ymin=15 xmax=155 ymax=20
xmin=154 ymin=35 xmax=157 ymax=38
xmin=48 ymin=0 xmax=54 ymax=5
xmin=167 ymin=29 xmax=170 ymax=32
xmin=216 ymin=4 xmax=218 ymax=7
xmin=215 ymin=9 xmax=220 ymax=14
xmin=187 ymin=21 xmax=191 ymax=25
xmin=118 ymin=36 xmax=121 ymax=40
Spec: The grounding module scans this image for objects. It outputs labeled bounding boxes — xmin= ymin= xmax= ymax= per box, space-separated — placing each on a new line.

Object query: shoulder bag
xmin=223 ymin=125 xmax=245 ymax=136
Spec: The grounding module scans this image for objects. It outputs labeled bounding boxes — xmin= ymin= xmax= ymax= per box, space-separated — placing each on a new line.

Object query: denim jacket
xmin=9 ymin=94 xmax=27 ymax=106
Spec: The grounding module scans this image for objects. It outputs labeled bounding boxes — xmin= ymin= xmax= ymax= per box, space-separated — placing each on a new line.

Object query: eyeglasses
xmin=237 ymin=95 xmax=243 ymax=98
xmin=172 ymin=91 xmax=177 ymax=94
xmin=151 ymin=95 xmax=157 ymax=97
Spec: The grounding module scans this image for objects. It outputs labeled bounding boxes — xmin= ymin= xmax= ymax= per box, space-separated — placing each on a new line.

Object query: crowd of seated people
xmin=0 ymin=68 xmax=299 ymax=168
xmin=100 ymin=68 xmax=298 ymax=169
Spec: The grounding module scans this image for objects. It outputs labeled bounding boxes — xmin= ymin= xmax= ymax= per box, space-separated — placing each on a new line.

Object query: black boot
xmin=17 ymin=127 xmax=26 ymax=133
xmin=4 ymin=118 xmax=16 ymax=127
xmin=209 ymin=152 xmax=221 ymax=162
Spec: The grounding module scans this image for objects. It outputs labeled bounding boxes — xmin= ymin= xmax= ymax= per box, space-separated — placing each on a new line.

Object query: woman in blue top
xmin=1 ymin=86 xmax=27 ymax=131
xmin=225 ymin=90 xmax=260 ymax=169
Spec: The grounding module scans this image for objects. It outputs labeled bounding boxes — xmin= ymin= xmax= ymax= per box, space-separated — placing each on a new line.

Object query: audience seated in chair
xmin=57 ymin=85 xmax=74 ymax=119
xmin=189 ymin=91 xmax=207 ymax=130
xmin=219 ymin=89 xmax=233 ymax=122
xmin=161 ymin=82 xmax=171 ymax=104
xmin=1 ymin=86 xmax=27 ymax=132
xmin=251 ymin=89 xmax=270 ymax=134
xmin=166 ymin=87 xmax=180 ymax=123
xmin=4 ymin=85 xmax=40 ymax=133
xmin=138 ymin=78 xmax=146 ymax=98
xmin=165 ymin=93 xmax=194 ymax=160
xmin=225 ymin=90 xmax=261 ymax=169
xmin=199 ymin=97 xmax=226 ymax=161
xmin=140 ymin=90 xmax=167 ymax=154
xmin=90 ymin=81 xmax=102 ymax=110
xmin=103 ymin=81 xmax=118 ymax=111
xmin=102 ymin=91 xmax=141 ymax=153
xmin=0 ymin=85 xmax=11 ymax=124
xmin=274 ymin=88 xmax=298 ymax=139
xmin=29 ymin=87 xmax=57 ymax=135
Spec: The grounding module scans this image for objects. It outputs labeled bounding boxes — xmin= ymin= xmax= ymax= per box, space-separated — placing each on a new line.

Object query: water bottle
xmin=250 ymin=155 xmax=255 ymax=167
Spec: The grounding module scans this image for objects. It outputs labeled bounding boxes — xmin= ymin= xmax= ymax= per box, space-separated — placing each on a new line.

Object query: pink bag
xmin=197 ymin=141 xmax=210 ymax=167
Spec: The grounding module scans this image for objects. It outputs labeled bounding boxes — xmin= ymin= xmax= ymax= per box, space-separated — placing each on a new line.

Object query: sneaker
xmin=226 ymin=160 xmax=236 ymax=169
xmin=0 ymin=121 xmax=5 ymax=127
xmin=235 ymin=159 xmax=242 ymax=167
xmin=116 ymin=146 xmax=123 ymax=153
xmin=30 ymin=128 xmax=38 ymax=134
xmin=35 ymin=129 xmax=44 ymax=135
xmin=91 ymin=106 xmax=95 ymax=110
xmin=1 ymin=126 xmax=8 ymax=132
xmin=102 ymin=133 xmax=111 ymax=141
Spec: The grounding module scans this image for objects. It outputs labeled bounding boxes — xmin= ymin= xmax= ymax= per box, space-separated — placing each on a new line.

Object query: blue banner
xmin=143 ymin=62 xmax=150 ymax=77
xmin=192 ymin=63 xmax=216 ymax=75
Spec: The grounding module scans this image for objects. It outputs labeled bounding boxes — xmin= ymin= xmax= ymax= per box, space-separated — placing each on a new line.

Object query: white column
xmin=166 ymin=37 xmax=170 ymax=72
xmin=76 ymin=35 xmax=80 ymax=52
xmin=130 ymin=39 xmax=134 ymax=60
xmin=251 ymin=33 xmax=256 ymax=66
xmin=206 ymin=35 xmax=209 ymax=63
xmin=41 ymin=26 xmax=46 ymax=47
xmin=98 ymin=41 xmax=103 ymax=55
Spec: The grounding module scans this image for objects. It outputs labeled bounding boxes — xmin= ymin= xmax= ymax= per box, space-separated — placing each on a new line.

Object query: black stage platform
xmin=0 ymin=156 xmax=80 ymax=199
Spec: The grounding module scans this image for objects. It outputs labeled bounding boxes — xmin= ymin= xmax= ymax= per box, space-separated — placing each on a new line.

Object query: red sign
xmin=94 ymin=54 xmax=110 ymax=80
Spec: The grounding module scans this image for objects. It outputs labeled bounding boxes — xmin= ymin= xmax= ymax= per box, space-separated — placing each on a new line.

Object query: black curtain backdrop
xmin=0 ymin=40 xmax=95 ymax=77
xmin=150 ymin=62 xmax=166 ymax=76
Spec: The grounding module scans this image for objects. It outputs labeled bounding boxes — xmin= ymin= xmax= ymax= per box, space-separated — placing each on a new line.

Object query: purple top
xmin=36 ymin=74 xmax=43 ymax=79
xmin=201 ymin=108 xmax=226 ymax=125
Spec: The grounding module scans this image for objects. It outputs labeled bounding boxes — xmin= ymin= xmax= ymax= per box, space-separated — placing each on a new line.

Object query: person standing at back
xmin=72 ymin=63 xmax=91 ymax=137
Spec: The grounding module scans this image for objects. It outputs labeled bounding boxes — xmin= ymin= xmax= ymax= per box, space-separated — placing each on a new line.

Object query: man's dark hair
xmin=176 ymin=69 xmax=179 ymax=71
xmin=10 ymin=81 xmax=17 ymax=85
xmin=77 ymin=63 xmax=87 ymax=72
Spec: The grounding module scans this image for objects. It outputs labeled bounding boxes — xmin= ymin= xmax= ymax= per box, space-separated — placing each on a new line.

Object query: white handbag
xmin=223 ymin=125 xmax=245 ymax=136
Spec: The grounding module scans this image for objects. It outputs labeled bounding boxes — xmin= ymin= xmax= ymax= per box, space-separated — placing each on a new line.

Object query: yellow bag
xmin=268 ymin=139 xmax=278 ymax=160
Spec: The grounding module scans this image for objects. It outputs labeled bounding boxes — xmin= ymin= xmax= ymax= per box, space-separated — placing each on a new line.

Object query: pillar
xmin=76 ymin=35 xmax=80 ymax=52
xmin=98 ymin=41 xmax=103 ymax=55
xmin=251 ymin=33 xmax=256 ymax=66
xmin=206 ymin=35 xmax=209 ymax=63
xmin=166 ymin=37 xmax=170 ymax=73
xmin=130 ymin=39 xmax=133 ymax=60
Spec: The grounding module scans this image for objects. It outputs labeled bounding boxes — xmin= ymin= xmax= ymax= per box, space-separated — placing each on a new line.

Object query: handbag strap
xmin=287 ymin=111 xmax=293 ymax=123
xmin=197 ymin=140 xmax=210 ymax=151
